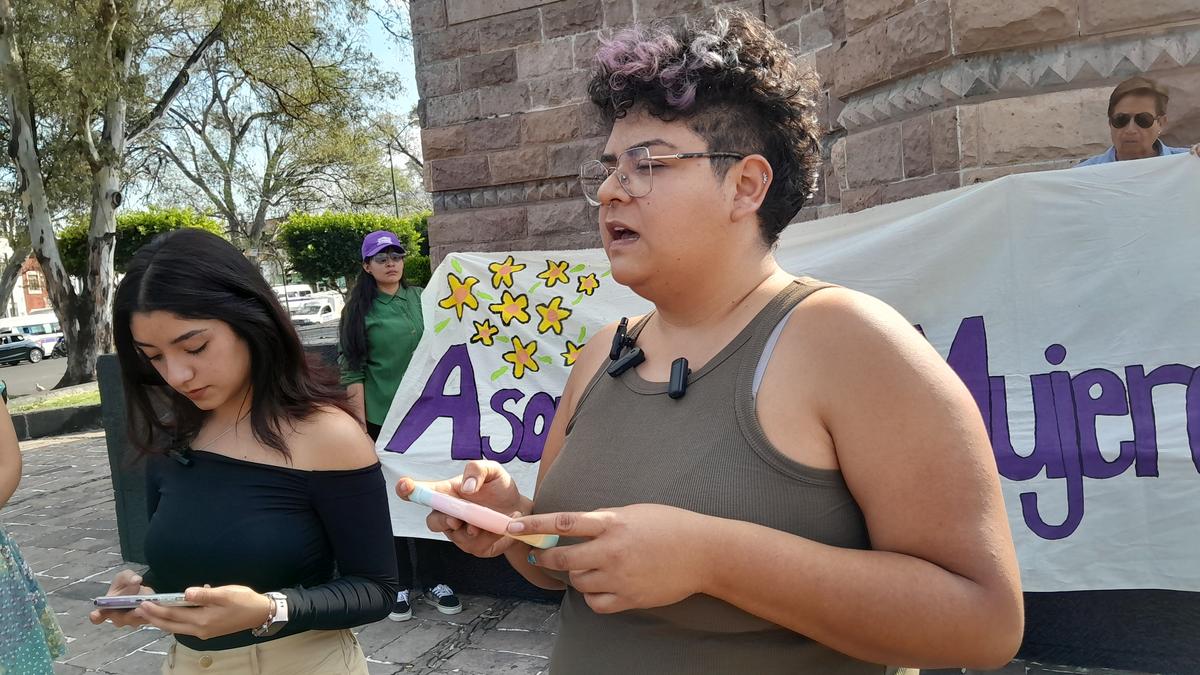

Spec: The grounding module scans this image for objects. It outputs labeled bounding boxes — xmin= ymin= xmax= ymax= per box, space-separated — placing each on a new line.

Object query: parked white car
xmin=290 ymin=292 xmax=344 ymax=326
xmin=273 ymin=283 xmax=313 ymax=305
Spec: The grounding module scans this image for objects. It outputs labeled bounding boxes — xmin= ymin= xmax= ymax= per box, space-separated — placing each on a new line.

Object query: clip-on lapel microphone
xmin=606 ymin=317 xmax=691 ymax=398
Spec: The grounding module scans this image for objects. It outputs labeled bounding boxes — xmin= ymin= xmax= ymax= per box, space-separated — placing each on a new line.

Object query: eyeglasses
xmin=368 ymin=252 xmax=405 ymax=264
xmin=579 ymin=146 xmax=746 ymax=207
xmin=1109 ymin=112 xmax=1160 ymax=129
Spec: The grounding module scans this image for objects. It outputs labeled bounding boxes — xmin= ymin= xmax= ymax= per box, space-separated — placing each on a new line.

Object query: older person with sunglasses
xmin=1078 ymin=76 xmax=1199 ymax=167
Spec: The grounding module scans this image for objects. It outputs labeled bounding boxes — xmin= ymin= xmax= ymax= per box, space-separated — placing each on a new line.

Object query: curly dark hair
xmin=587 ymin=9 xmax=822 ymax=246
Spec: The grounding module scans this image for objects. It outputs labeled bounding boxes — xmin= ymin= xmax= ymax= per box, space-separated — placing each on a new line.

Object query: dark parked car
xmin=0 ymin=333 xmax=44 ymax=365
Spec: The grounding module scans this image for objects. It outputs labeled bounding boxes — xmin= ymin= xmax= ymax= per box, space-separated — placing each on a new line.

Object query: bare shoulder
xmin=793 ymin=286 xmax=914 ymax=337
xmin=785 ymin=286 xmax=942 ymax=371
xmin=770 ymin=285 xmax=974 ymax=446
xmin=289 ymin=405 xmax=379 ymax=472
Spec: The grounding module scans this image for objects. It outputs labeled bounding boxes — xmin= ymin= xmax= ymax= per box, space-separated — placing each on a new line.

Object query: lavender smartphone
xmin=93 ymin=593 xmax=198 ymax=610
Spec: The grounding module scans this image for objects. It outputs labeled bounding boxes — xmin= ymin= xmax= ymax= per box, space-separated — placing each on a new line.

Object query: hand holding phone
xmin=89 ymin=569 xmax=157 ymax=628
xmin=93 ymin=592 xmax=198 ymax=610
xmin=407 ymin=481 xmax=558 ymax=549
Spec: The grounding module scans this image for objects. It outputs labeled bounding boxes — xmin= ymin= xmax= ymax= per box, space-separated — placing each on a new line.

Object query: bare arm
xmin=516 ymin=292 xmax=1021 ymax=668
xmin=703 ymin=289 xmax=1022 ymax=668
xmin=0 ymin=401 xmax=20 ymax=508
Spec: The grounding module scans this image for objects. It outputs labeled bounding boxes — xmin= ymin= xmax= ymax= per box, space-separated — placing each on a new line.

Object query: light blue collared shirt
xmin=1077 ymin=140 xmax=1190 ymax=167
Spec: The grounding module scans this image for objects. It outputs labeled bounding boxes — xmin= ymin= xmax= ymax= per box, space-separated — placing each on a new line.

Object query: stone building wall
xmin=411 ymin=0 xmax=1200 ymax=261
xmin=820 ymin=0 xmax=1200 ymax=216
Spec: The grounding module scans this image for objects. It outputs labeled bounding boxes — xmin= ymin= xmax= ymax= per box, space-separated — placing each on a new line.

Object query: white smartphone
xmin=93 ymin=592 xmax=198 ymax=610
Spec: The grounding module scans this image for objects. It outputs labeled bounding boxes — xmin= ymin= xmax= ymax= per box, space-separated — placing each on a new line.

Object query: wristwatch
xmin=251 ymin=592 xmax=289 ymax=637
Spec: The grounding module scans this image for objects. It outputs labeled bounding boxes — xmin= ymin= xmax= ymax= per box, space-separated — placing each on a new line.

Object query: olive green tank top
xmin=534 ymin=279 xmax=912 ymax=674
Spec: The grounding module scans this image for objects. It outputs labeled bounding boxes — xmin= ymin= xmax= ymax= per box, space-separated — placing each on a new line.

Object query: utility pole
xmin=387 ymin=141 xmax=401 ymax=218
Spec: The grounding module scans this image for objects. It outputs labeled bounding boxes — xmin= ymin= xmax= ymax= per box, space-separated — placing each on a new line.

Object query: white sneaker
xmin=388 ymin=589 xmax=412 ymax=621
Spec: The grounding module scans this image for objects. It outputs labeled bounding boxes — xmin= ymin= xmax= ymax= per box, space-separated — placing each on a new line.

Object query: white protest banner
xmin=377 ymin=155 xmax=1200 ymax=592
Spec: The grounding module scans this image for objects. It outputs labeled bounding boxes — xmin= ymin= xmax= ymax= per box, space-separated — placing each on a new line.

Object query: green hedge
xmin=58 ymin=208 xmax=225 ymax=277
xmin=276 ymin=211 xmax=430 ymax=289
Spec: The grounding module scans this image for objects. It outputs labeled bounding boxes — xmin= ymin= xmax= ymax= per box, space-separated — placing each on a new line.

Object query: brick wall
xmin=412 ymin=0 xmax=1200 ymax=261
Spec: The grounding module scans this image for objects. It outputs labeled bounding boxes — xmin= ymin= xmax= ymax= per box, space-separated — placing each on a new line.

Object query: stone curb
xmin=12 ymin=403 xmax=102 ymax=441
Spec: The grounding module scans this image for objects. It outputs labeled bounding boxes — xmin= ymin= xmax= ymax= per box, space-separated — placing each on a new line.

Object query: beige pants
xmin=162 ymin=630 xmax=369 ymax=674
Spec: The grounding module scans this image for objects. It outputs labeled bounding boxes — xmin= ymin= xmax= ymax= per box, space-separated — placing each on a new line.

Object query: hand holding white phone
xmin=93 ymin=592 xmax=199 ymax=610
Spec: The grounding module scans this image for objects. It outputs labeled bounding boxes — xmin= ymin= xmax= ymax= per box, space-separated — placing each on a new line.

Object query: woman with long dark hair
xmin=91 ymin=229 xmax=397 ymax=674
xmin=339 ymin=231 xmax=461 ymax=621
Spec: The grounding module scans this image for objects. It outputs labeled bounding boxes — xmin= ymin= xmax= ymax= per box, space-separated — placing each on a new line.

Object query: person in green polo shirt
xmin=339 ymin=230 xmax=462 ymax=622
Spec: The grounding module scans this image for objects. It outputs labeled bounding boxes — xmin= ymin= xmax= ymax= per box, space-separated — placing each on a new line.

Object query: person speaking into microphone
xmin=400 ymin=9 xmax=1023 ymax=675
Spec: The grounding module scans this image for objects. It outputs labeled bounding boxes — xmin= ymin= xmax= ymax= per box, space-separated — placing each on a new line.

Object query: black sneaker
xmin=388 ymin=589 xmax=412 ymax=621
xmin=422 ymin=584 xmax=462 ymax=615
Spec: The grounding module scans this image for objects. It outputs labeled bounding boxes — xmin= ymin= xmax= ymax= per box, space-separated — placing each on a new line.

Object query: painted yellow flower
xmin=488 ymin=290 xmax=531 ymax=326
xmin=576 ymin=273 xmax=600 ymax=296
xmin=561 ymin=340 xmax=583 ymax=367
xmin=503 ymin=336 xmax=540 ymax=379
xmin=438 ymin=274 xmax=479 ymax=320
xmin=470 ymin=319 xmax=499 ymax=347
xmin=537 ymin=259 xmax=570 ymax=287
xmin=488 ymin=255 xmax=526 ymax=289
xmin=535 ymin=296 xmax=573 ymax=335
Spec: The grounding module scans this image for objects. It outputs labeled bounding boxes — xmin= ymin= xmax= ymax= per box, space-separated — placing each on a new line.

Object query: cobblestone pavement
xmin=5 ymin=431 xmax=555 ymax=675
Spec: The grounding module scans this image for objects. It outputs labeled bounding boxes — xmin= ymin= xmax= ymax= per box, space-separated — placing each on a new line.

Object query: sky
xmin=364 ymin=6 xmax=422 ymax=121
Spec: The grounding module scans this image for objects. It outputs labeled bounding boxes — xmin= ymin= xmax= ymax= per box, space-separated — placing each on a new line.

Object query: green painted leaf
xmin=601 ymin=270 xmax=612 ymax=277
xmin=571 ymin=295 xmax=583 ymax=305
xmin=538 ymin=356 xmax=553 ymax=364
xmin=497 ymin=335 xmax=511 ymax=343
xmin=434 ymin=318 xmax=451 ymax=333
xmin=451 ymin=258 xmax=463 ymax=274
xmin=529 ymin=282 xmax=542 ymax=292
xmin=477 ymin=292 xmax=494 ymax=301
xmin=491 ymin=367 xmax=508 ymax=381
xmin=569 ymin=263 xmax=586 ymax=273
xmin=578 ymin=326 xmax=587 ymax=342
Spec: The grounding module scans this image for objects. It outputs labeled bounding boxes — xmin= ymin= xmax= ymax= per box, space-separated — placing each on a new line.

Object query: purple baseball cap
xmin=361 ymin=230 xmax=407 ymax=259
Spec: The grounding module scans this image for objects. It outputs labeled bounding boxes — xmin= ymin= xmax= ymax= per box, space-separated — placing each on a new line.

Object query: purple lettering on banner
xmin=384 ymin=345 xmax=483 ymax=459
xmin=989 ymin=373 xmax=1063 ymax=482
xmin=1072 ymin=368 xmax=1132 ymax=478
xmin=517 ymin=393 xmax=558 ymax=462
xmin=944 ymin=316 xmax=990 ymax=431
xmin=940 ymin=316 xmax=1169 ymax=541
xmin=1124 ymin=364 xmax=1195 ymax=477
xmin=482 ymin=389 xmax=524 ymax=463
xmin=944 ymin=317 xmax=1063 ymax=486
xmin=1189 ymin=368 xmax=1200 ymax=473
xmin=1019 ymin=368 xmax=1085 ymax=540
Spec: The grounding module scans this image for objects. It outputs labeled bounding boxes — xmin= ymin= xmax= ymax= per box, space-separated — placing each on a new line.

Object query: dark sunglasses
xmin=1109 ymin=112 xmax=1160 ymax=129
xmin=368 ymin=252 xmax=405 ymax=264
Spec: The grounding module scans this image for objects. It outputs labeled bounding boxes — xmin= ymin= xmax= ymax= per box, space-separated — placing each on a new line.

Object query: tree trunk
xmin=0 ymin=237 xmax=31 ymax=317
xmin=0 ymin=0 xmax=80 ymax=384
xmin=60 ymin=160 xmax=120 ymax=388
xmin=59 ymin=39 xmax=130 ymax=388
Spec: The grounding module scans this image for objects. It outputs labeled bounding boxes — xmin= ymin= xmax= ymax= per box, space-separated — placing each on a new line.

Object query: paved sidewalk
xmin=5 ymin=431 xmax=556 ymax=675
